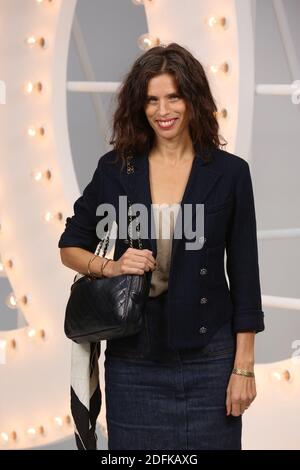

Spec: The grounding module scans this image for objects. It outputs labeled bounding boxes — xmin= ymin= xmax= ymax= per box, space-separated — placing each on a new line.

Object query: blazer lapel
xmin=119 ymin=148 xmax=222 ymax=259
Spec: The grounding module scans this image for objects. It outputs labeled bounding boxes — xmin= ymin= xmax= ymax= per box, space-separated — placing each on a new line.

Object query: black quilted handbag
xmin=64 ymin=156 xmax=151 ymax=343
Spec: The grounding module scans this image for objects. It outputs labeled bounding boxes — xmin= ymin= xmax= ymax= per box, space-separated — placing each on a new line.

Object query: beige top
xmin=149 ymin=203 xmax=181 ymax=297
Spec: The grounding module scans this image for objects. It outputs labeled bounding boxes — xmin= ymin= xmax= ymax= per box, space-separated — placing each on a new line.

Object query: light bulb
xmin=0 ymin=432 xmax=9 ymax=445
xmin=53 ymin=415 xmax=71 ymax=428
xmin=53 ymin=416 xmax=63 ymax=427
xmin=36 ymin=0 xmax=53 ymax=3
xmin=210 ymin=62 xmax=229 ymax=74
xmin=207 ymin=16 xmax=227 ymax=28
xmin=44 ymin=211 xmax=63 ymax=222
xmin=271 ymin=369 xmax=291 ymax=382
xmin=27 ymin=328 xmax=45 ymax=340
xmin=32 ymin=171 xmax=42 ymax=182
xmin=24 ymin=81 xmax=43 ymax=94
xmin=0 ymin=260 xmax=4 ymax=274
xmin=26 ymin=426 xmax=44 ymax=439
xmin=27 ymin=427 xmax=37 ymax=439
xmin=27 ymin=329 xmax=36 ymax=338
xmin=138 ymin=34 xmax=160 ymax=51
xmin=6 ymin=293 xmax=17 ymax=309
xmin=27 ymin=126 xmax=45 ymax=138
xmin=31 ymin=169 xmax=52 ymax=182
xmin=25 ymin=36 xmax=46 ymax=48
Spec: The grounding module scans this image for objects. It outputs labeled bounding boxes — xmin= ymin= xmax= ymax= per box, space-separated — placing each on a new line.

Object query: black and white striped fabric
xmin=68 ymin=235 xmax=112 ymax=450
xmin=70 ymin=341 xmax=102 ymax=449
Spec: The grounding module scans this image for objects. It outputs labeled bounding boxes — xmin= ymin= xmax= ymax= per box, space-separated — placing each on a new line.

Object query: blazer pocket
xmin=205 ymin=196 xmax=233 ymax=215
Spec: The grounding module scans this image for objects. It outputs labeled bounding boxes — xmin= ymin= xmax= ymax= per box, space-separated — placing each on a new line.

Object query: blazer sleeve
xmin=58 ymin=157 xmax=104 ymax=253
xmin=225 ymin=160 xmax=265 ymax=333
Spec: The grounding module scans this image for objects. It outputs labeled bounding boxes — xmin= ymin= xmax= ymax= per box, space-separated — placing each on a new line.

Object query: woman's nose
xmin=158 ymin=100 xmax=169 ymax=116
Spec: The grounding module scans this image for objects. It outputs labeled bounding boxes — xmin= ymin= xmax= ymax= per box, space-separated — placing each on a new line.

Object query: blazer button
xmin=200 ymin=268 xmax=207 ymax=275
xmin=200 ymin=297 xmax=208 ymax=304
xmin=199 ymin=326 xmax=208 ymax=334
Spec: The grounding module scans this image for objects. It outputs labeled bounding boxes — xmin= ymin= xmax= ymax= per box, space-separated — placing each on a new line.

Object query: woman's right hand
xmin=103 ymin=248 xmax=156 ymax=278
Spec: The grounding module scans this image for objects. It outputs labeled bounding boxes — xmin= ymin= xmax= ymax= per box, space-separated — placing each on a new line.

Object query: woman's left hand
xmin=226 ymin=373 xmax=257 ymax=416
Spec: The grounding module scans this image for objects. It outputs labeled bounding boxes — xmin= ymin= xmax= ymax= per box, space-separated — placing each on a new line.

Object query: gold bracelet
xmin=87 ymin=255 xmax=98 ymax=278
xmin=232 ymin=368 xmax=255 ymax=378
xmin=101 ymin=258 xmax=111 ymax=277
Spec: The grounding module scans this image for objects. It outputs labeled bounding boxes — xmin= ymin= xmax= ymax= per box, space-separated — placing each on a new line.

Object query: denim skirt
xmin=104 ymin=292 xmax=242 ymax=450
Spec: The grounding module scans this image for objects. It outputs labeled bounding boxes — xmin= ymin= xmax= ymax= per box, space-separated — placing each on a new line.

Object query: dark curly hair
xmin=109 ymin=42 xmax=227 ymax=170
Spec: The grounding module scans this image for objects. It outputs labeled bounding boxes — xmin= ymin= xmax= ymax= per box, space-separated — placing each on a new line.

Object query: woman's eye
xmin=147 ymin=96 xmax=180 ymax=104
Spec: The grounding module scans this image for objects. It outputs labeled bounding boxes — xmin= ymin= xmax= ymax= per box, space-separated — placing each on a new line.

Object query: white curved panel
xmin=0 ymin=0 xmax=78 ymax=449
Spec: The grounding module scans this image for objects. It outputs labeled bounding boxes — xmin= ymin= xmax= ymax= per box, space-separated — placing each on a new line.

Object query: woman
xmin=59 ymin=43 xmax=265 ymax=450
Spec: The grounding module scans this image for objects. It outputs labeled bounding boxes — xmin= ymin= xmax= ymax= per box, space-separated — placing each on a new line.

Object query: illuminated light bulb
xmin=27 ymin=427 xmax=37 ymax=439
xmin=9 ymin=294 xmax=28 ymax=308
xmin=271 ymin=369 xmax=291 ymax=382
xmin=25 ymin=82 xmax=33 ymax=93
xmin=6 ymin=293 xmax=17 ymax=309
xmin=207 ymin=16 xmax=227 ymax=28
xmin=0 ymin=432 xmax=9 ymax=444
xmin=44 ymin=211 xmax=53 ymax=222
xmin=25 ymin=36 xmax=46 ymax=48
xmin=26 ymin=426 xmax=44 ymax=439
xmin=24 ymin=81 xmax=43 ymax=94
xmin=27 ymin=126 xmax=45 ymax=138
xmin=138 ymin=33 xmax=160 ymax=51
xmin=32 ymin=170 xmax=42 ymax=182
xmin=27 ymin=328 xmax=45 ymax=340
xmin=31 ymin=169 xmax=52 ymax=182
xmin=36 ymin=0 xmax=53 ymax=3
xmin=53 ymin=416 xmax=63 ymax=427
xmin=0 ymin=259 xmax=4 ymax=274
xmin=44 ymin=211 xmax=63 ymax=223
xmin=210 ymin=62 xmax=229 ymax=74
xmin=27 ymin=329 xmax=37 ymax=338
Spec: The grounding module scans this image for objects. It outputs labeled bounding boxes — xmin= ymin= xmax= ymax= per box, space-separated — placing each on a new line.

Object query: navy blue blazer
xmin=58 ymin=147 xmax=265 ymax=349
